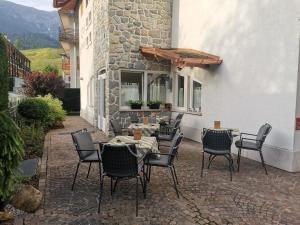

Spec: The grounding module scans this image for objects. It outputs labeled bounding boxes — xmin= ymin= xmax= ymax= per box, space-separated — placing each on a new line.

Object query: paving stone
xmin=18 ymin=116 xmax=300 ymax=225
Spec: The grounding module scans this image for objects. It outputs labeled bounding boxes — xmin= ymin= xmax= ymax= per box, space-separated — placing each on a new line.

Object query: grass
xmin=22 ymin=48 xmax=63 ymax=76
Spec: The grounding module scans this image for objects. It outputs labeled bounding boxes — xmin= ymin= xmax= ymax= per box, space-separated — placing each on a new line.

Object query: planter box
xmin=148 ymin=104 xmax=160 ymax=109
xmin=130 ymin=104 xmax=142 ymax=109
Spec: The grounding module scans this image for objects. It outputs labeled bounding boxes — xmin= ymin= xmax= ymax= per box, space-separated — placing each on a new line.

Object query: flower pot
xmin=130 ymin=104 xmax=142 ymax=109
xmin=148 ymin=103 xmax=160 ymax=109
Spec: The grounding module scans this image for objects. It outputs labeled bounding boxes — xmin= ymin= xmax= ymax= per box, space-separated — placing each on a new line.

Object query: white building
xmin=55 ymin=0 xmax=300 ymax=172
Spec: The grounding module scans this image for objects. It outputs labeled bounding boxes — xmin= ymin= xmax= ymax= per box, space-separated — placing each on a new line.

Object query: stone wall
xmin=107 ymin=0 xmax=173 ymax=125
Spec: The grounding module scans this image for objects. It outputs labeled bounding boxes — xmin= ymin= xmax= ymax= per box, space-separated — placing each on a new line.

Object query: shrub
xmin=17 ymin=98 xmax=50 ymax=121
xmin=43 ymin=64 xmax=59 ymax=75
xmin=22 ymin=72 xmax=65 ymax=99
xmin=20 ymin=124 xmax=45 ymax=159
xmin=0 ymin=112 xmax=24 ymax=210
xmin=0 ymin=34 xmax=9 ymax=111
xmin=36 ymin=94 xmax=66 ymax=128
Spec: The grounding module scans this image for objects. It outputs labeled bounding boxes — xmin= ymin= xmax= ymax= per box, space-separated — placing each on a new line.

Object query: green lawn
xmin=22 ymin=48 xmax=63 ymax=76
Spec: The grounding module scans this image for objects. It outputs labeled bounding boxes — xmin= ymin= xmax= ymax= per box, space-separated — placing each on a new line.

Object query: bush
xmin=0 ymin=112 xmax=24 ymax=210
xmin=20 ymin=124 xmax=45 ymax=159
xmin=22 ymin=72 xmax=65 ymax=99
xmin=17 ymin=98 xmax=50 ymax=121
xmin=43 ymin=64 xmax=59 ymax=75
xmin=62 ymin=88 xmax=80 ymax=113
xmin=36 ymin=94 xmax=66 ymax=128
xmin=0 ymin=34 xmax=9 ymax=111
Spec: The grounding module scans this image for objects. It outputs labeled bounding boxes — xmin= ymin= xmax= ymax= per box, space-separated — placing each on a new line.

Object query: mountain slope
xmin=22 ymin=48 xmax=63 ymax=76
xmin=0 ymin=0 xmax=60 ymax=49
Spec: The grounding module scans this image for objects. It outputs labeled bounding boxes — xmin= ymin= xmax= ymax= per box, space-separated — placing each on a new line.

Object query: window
xmin=192 ymin=80 xmax=201 ymax=110
xmin=121 ymin=72 xmax=144 ymax=106
xmin=89 ymin=11 xmax=92 ymax=22
xmin=89 ymin=32 xmax=92 ymax=44
xmin=177 ymin=75 xmax=185 ymax=107
xmin=147 ymin=73 xmax=168 ymax=103
xmin=86 ymin=0 xmax=89 ymax=7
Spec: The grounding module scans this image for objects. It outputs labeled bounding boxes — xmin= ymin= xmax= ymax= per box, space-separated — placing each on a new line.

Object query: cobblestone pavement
xmin=20 ymin=117 xmax=300 ymax=225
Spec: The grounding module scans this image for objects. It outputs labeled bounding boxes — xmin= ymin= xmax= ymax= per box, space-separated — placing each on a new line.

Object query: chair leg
xmin=148 ymin=166 xmax=152 ymax=182
xmin=110 ymin=177 xmax=113 ymax=196
xmin=169 ymin=167 xmax=179 ymax=198
xmin=201 ymin=151 xmax=205 ymax=178
xmin=237 ymin=148 xmax=241 ymax=172
xmin=172 ymin=165 xmax=179 ymax=184
xmin=142 ymin=169 xmax=147 ymax=199
xmin=225 ymin=154 xmax=233 ymax=181
xmin=98 ymin=175 xmax=104 ymax=213
xmin=71 ymin=162 xmax=80 ymax=191
xmin=259 ymin=150 xmax=268 ymax=175
xmin=113 ymin=178 xmax=118 ymax=193
xmin=207 ymin=155 xmax=217 ymax=169
xmin=86 ymin=162 xmax=92 ymax=179
xmin=136 ymin=176 xmax=139 ymax=217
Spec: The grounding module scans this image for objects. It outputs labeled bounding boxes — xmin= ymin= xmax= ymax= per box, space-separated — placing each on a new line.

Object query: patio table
xmin=128 ymin=123 xmax=160 ymax=137
xmin=109 ymin=136 xmax=159 ymax=159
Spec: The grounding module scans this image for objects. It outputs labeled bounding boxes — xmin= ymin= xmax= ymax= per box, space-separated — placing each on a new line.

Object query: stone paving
xmin=20 ymin=116 xmax=300 ymax=225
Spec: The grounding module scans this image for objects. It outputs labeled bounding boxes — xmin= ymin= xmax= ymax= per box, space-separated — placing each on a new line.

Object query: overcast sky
xmin=6 ymin=0 xmax=55 ymax=11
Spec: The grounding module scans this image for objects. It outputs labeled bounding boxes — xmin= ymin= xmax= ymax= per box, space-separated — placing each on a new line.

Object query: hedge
xmin=62 ymin=88 xmax=80 ymax=114
xmin=0 ymin=34 xmax=9 ymax=111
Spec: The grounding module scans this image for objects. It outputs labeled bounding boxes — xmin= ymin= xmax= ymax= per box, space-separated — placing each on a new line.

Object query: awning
xmin=140 ymin=47 xmax=222 ymax=69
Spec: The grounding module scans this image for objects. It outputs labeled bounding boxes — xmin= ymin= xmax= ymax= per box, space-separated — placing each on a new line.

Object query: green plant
xmin=0 ymin=112 xmax=24 ymax=210
xmin=36 ymin=94 xmax=66 ymax=128
xmin=17 ymin=98 xmax=50 ymax=121
xmin=42 ymin=64 xmax=59 ymax=75
xmin=20 ymin=124 xmax=45 ymax=159
xmin=0 ymin=34 xmax=9 ymax=111
xmin=147 ymin=100 xmax=162 ymax=105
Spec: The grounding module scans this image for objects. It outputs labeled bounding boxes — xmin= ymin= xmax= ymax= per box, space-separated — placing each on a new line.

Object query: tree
xmin=13 ymin=38 xmax=22 ymax=50
xmin=0 ymin=34 xmax=9 ymax=111
xmin=43 ymin=64 xmax=59 ymax=75
xmin=22 ymin=72 xmax=65 ymax=99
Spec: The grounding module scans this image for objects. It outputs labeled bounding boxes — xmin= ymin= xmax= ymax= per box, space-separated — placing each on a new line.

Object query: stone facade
xmin=93 ymin=0 xmax=173 ymax=134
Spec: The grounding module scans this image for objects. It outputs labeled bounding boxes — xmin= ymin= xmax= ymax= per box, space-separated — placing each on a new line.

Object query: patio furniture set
xmin=68 ymin=112 xmax=272 ymax=216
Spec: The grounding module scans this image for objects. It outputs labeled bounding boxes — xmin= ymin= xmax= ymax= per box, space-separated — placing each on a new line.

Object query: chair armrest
xmin=241 ymin=137 xmax=262 ymax=143
xmin=241 ymin=132 xmax=257 ymax=137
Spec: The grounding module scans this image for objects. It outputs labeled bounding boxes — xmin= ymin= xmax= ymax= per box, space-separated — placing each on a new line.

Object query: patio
xmin=21 ymin=116 xmax=300 ymax=225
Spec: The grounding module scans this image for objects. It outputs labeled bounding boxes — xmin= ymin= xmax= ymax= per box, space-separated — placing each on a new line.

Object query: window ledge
xmin=119 ymin=108 xmax=162 ymax=112
xmin=172 ymin=109 xmax=202 ymax=116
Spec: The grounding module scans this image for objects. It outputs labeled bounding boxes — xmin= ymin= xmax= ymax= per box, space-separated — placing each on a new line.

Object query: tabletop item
xmin=109 ymin=136 xmax=159 ymax=157
xmin=128 ymin=123 xmax=160 ymax=137
xmin=143 ymin=117 xmax=149 ymax=125
xmin=133 ymin=129 xmax=142 ymax=140
xmin=214 ymin=121 xmax=221 ymax=129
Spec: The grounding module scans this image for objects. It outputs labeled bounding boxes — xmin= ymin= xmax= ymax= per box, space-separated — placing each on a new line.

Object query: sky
xmin=6 ymin=0 xmax=56 ymax=11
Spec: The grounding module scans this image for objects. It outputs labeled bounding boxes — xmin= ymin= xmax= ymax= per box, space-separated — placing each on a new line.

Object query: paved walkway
xmin=22 ymin=116 xmax=300 ymax=225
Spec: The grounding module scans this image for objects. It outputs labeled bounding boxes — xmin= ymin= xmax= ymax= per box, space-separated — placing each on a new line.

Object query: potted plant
xmin=147 ymin=100 xmax=162 ymax=109
xmin=128 ymin=100 xmax=143 ymax=110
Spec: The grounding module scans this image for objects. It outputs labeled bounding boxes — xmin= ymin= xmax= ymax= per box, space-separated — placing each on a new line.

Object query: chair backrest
xmin=101 ymin=144 xmax=138 ymax=177
xmin=176 ymin=113 xmax=184 ymax=121
xmin=148 ymin=116 xmax=156 ymax=124
xmin=202 ymin=129 xmax=232 ymax=152
xmin=168 ymin=133 xmax=184 ymax=164
xmin=71 ymin=129 xmax=95 ymax=159
xmin=130 ymin=113 xmax=139 ymax=123
xmin=174 ymin=119 xmax=182 ymax=129
xmin=256 ymin=123 xmax=272 ymax=147
xmin=110 ymin=119 xmax=122 ymax=136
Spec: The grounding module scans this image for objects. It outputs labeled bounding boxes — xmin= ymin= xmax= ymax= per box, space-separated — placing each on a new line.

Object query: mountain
xmin=0 ymin=0 xmax=60 ymax=49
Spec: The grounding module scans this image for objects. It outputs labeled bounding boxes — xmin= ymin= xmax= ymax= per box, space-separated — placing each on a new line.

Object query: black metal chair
xmin=156 ymin=119 xmax=181 ymax=148
xmin=98 ymin=144 xmax=146 ymax=216
xmin=201 ymin=129 xmax=234 ymax=181
xmin=235 ymin=123 xmax=272 ymax=175
xmin=144 ymin=133 xmax=184 ymax=198
xmin=163 ymin=113 xmax=184 ymax=134
xmin=110 ymin=119 xmax=130 ymax=136
xmin=71 ymin=129 xmax=102 ymax=191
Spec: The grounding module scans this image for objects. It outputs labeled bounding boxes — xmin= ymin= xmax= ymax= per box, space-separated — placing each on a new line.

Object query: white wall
xmin=79 ymin=0 xmax=95 ymax=125
xmin=172 ymin=0 xmax=300 ymax=171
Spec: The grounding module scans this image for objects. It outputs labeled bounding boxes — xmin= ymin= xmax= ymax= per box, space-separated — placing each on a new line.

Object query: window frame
xmin=190 ymin=78 xmax=202 ymax=112
xmin=119 ymin=70 xmax=170 ymax=110
xmin=175 ymin=73 xmax=186 ymax=110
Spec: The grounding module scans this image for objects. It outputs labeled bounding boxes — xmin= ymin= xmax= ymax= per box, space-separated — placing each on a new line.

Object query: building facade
xmin=55 ymin=0 xmax=300 ymax=172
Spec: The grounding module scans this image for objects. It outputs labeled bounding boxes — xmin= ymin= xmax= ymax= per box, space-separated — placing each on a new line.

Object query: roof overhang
xmin=140 ymin=47 xmax=222 ymax=69
xmin=53 ymin=0 xmax=77 ymax=10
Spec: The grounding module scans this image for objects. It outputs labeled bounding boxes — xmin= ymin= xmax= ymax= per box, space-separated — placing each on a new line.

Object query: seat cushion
xmin=235 ymin=140 xmax=259 ymax=150
xmin=158 ymin=134 xmax=172 ymax=141
xmin=145 ymin=155 xmax=169 ymax=167
xmin=82 ymin=151 xmax=100 ymax=162
xmin=203 ymin=148 xmax=230 ymax=155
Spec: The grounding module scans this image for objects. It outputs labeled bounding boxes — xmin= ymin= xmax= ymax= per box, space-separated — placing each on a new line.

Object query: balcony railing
xmin=59 ymin=28 xmax=79 ymax=44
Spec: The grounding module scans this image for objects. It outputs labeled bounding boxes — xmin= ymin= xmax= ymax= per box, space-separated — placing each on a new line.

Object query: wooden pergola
xmin=53 ymin=0 xmax=76 ymax=8
xmin=140 ymin=47 xmax=222 ymax=69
